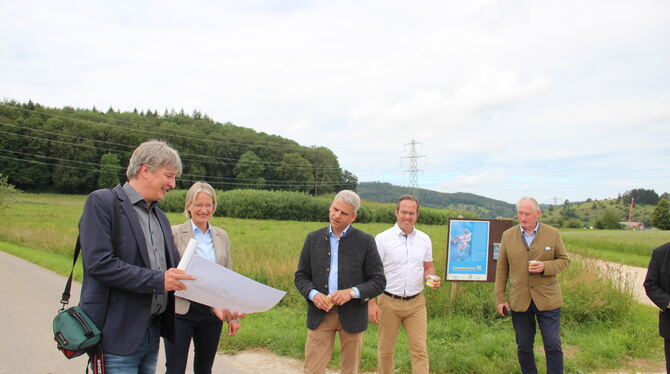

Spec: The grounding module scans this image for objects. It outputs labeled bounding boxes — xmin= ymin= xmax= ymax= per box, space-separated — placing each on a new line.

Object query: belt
xmin=383 ymin=291 xmax=420 ymax=301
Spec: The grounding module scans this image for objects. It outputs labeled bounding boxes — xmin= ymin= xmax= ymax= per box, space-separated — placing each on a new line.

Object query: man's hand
xmin=212 ymin=308 xmax=246 ymax=322
xmin=227 ymin=320 xmax=241 ymax=336
xmin=497 ymin=302 xmax=511 ymax=317
xmin=368 ymin=299 xmax=381 ymax=324
xmin=426 ymin=275 xmax=442 ymax=289
xmin=313 ymin=293 xmax=333 ymax=312
xmin=330 ymin=289 xmax=353 ymax=306
xmin=528 ymin=261 xmax=545 ymax=274
xmin=164 ymin=268 xmax=195 ymax=291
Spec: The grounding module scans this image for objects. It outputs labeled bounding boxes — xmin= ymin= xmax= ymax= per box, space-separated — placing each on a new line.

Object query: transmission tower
xmin=400 ymin=139 xmax=426 ymax=196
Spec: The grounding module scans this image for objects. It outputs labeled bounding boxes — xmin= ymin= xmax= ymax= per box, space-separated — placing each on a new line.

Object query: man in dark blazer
xmin=79 ymin=140 xmax=195 ymax=373
xmin=644 ymin=242 xmax=670 ymax=373
xmin=295 ymin=190 xmax=386 ymax=374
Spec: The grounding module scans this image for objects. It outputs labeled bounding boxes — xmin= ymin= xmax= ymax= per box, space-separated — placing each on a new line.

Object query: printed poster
xmin=446 ymin=220 xmax=490 ymax=281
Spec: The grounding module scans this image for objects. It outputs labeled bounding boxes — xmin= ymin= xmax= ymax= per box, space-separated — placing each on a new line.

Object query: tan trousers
xmin=304 ymin=308 xmax=364 ymax=374
xmin=377 ymin=293 xmax=429 ymax=374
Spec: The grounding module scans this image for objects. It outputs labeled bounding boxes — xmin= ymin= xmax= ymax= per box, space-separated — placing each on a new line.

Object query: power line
xmin=0 ymin=120 xmax=343 ymax=170
xmin=1 ymin=103 xmax=318 ymax=152
xmin=0 ymin=154 xmax=354 ymax=188
xmin=0 ymin=147 xmax=347 ymax=185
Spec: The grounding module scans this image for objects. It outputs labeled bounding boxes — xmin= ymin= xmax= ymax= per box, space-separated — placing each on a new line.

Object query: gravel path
xmin=572 ymin=254 xmax=655 ymax=308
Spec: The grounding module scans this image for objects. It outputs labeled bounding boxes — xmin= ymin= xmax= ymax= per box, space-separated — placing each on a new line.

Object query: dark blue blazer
xmin=78 ymin=184 xmax=180 ymax=355
xmin=644 ymin=242 xmax=670 ymax=339
xmin=295 ymin=226 xmax=386 ymax=333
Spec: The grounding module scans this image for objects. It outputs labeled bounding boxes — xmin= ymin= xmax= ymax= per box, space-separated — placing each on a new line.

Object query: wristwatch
xmin=349 ymin=288 xmax=356 ymax=298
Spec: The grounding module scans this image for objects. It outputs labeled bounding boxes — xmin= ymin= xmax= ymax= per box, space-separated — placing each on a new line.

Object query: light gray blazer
xmin=171 ymin=220 xmax=232 ymax=315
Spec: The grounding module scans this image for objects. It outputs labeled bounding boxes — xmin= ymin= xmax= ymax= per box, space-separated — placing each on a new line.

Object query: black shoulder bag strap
xmin=59 ymin=189 xmax=120 ymax=374
xmin=60 ymin=189 xmax=120 ymax=309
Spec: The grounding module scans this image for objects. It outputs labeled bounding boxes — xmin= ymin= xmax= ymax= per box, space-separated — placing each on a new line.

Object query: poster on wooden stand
xmin=445 ymin=218 xmax=514 ymax=283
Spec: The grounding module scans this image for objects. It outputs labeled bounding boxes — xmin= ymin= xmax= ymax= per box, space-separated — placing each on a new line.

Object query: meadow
xmin=561 ymin=229 xmax=670 ymax=268
xmin=0 ymin=193 xmax=665 ymax=373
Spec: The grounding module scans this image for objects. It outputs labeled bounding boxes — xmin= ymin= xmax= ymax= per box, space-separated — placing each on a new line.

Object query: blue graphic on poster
xmin=447 ymin=220 xmax=490 ymax=281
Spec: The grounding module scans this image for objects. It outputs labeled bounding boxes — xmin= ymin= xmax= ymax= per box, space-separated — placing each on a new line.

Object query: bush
xmin=160 ymin=188 xmax=474 ymax=223
xmin=595 ymin=210 xmax=622 ymax=229
xmin=0 ymin=173 xmax=18 ymax=211
xmin=565 ymin=218 xmax=584 ymax=229
xmin=160 ymin=189 xmax=187 ymax=215
xmin=652 ymin=199 xmax=670 ymax=230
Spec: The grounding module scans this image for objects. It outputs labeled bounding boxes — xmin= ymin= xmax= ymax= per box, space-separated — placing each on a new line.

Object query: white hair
xmin=517 ymin=197 xmax=541 ymax=213
xmin=126 ymin=140 xmax=182 ymax=180
xmin=334 ymin=190 xmax=361 ymax=214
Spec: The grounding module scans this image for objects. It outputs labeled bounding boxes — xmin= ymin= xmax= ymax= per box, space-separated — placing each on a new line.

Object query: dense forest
xmin=0 ymin=100 xmax=357 ymax=194
xmin=358 ymin=182 xmax=515 ymax=218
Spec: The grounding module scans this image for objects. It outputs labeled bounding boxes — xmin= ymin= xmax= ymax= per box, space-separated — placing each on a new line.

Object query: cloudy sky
xmin=2 ymin=0 xmax=668 ymax=204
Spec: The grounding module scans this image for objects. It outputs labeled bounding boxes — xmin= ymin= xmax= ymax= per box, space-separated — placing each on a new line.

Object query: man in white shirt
xmin=369 ymin=194 xmax=441 ymax=374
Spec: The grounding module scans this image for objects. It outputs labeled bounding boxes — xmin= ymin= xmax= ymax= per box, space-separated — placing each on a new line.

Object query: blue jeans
xmin=511 ymin=301 xmax=563 ymax=374
xmin=102 ymin=321 xmax=161 ymax=374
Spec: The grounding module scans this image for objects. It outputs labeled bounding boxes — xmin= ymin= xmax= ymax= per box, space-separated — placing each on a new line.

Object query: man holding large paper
xmin=295 ymin=190 xmax=386 ymax=374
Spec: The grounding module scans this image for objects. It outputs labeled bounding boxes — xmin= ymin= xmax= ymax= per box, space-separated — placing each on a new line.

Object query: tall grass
xmin=0 ymin=193 xmax=663 ymax=373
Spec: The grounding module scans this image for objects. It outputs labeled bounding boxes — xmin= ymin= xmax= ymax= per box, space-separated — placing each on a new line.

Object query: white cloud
xmin=1 ymin=0 xmax=669 ymax=203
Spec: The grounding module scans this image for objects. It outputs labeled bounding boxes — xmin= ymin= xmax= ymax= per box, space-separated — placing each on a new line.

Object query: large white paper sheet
xmin=175 ymin=240 xmax=286 ymax=314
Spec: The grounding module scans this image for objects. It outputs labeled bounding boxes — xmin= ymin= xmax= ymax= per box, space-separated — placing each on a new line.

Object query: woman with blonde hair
xmin=165 ymin=182 xmax=240 ymax=374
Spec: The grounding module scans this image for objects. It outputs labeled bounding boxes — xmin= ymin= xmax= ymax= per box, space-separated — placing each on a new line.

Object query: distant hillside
xmin=358 ymin=182 xmax=515 ymax=218
xmin=0 ymin=100 xmax=355 ymax=194
xmin=542 ymin=198 xmax=657 ymax=228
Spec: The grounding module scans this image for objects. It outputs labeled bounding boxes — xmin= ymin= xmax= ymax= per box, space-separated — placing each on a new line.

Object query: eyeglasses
xmin=193 ymin=203 xmax=214 ymax=210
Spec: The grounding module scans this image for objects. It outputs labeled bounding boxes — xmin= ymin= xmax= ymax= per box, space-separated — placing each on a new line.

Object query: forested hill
xmin=0 ymin=100 xmax=356 ymax=194
xmin=358 ymin=182 xmax=515 ymax=218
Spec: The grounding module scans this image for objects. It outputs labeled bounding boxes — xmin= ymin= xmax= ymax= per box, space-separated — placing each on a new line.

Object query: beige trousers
xmin=304 ymin=308 xmax=364 ymax=374
xmin=377 ymin=293 xmax=429 ymax=374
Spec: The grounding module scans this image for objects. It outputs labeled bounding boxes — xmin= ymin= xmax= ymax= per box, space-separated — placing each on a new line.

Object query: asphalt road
xmin=0 ymin=251 xmax=247 ymax=374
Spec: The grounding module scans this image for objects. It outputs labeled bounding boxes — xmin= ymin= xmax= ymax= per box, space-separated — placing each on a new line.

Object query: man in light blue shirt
xmin=295 ymin=190 xmax=385 ymax=374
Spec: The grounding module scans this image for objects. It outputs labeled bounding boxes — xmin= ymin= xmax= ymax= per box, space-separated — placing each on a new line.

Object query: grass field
xmin=561 ymin=229 xmax=670 ymax=268
xmin=0 ymin=193 xmax=665 ymax=373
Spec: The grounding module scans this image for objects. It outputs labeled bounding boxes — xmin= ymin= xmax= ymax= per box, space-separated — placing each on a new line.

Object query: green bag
xmin=53 ymin=306 xmax=101 ymax=358
xmin=53 ymin=189 xmax=120 ymax=362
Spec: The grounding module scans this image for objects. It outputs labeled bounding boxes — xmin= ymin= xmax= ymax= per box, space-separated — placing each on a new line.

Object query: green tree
xmin=97 ymin=153 xmax=121 ymax=188
xmin=554 ymin=217 xmax=565 ymax=228
xmin=595 ymin=210 xmax=622 ymax=229
xmin=277 ymin=153 xmax=314 ymax=192
xmin=0 ymin=173 xmax=18 ymax=211
xmin=652 ymin=199 xmax=670 ymax=230
xmin=178 ymin=162 xmax=207 ymax=189
xmin=338 ymin=169 xmax=359 ymax=192
xmin=233 ymin=151 xmax=265 ymax=189
xmin=565 ymin=218 xmax=584 ymax=229
xmin=305 ymin=147 xmax=341 ymax=195
xmin=622 ymin=188 xmax=660 ymax=205
xmin=51 ymin=128 xmax=97 ymax=192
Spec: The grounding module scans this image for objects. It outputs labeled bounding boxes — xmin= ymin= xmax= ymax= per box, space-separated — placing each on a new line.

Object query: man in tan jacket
xmin=495 ymin=197 xmax=570 ymax=374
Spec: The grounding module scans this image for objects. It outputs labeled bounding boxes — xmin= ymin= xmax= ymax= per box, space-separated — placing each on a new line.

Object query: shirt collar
xmin=520 ymin=222 xmax=540 ymax=235
xmin=190 ymin=219 xmax=210 ymax=235
xmin=393 ymin=223 xmax=414 ymax=237
xmin=329 ymin=224 xmax=351 ymax=238
xmin=122 ymin=182 xmax=155 ymax=209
